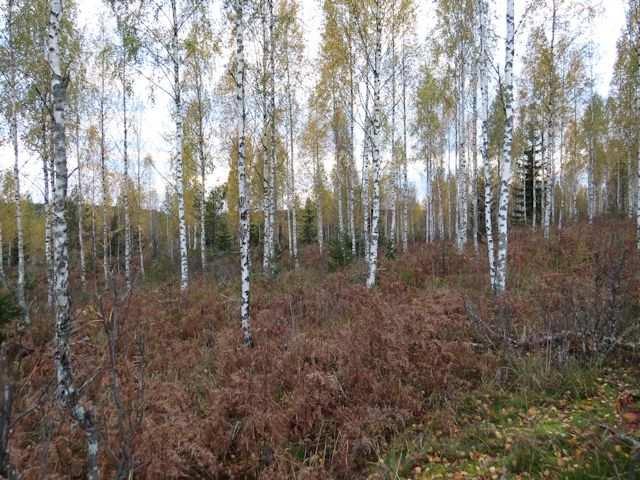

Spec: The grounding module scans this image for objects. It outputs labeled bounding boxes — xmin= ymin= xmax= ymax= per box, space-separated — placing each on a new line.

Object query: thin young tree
xmin=479 ymin=0 xmax=496 ymax=288
xmin=6 ymin=0 xmax=30 ymax=326
xmin=231 ymin=0 xmax=253 ymax=346
xmin=48 ymin=0 xmax=100 ymax=476
xmin=366 ymin=0 xmax=384 ymax=289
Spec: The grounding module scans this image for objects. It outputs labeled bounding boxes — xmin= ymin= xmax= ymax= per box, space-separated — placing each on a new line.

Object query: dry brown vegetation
xmin=4 ymin=220 xmax=640 ymax=479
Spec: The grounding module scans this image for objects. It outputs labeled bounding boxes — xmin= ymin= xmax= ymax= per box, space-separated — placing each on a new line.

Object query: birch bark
xmin=8 ymin=0 xmax=29 ymax=326
xmin=401 ymin=38 xmax=409 ymax=254
xmin=284 ymin=31 xmax=298 ymax=268
xmin=49 ymin=1 xmax=100 ymax=476
xmin=479 ymin=0 xmax=496 ymax=289
xmin=76 ymin=109 xmax=86 ymax=288
xmin=0 ymin=224 xmax=5 ymax=288
xmin=494 ymin=0 xmax=515 ymax=294
xmin=234 ymin=0 xmax=253 ymax=346
xmin=171 ymin=0 xmax=189 ymax=292
xmin=366 ymin=2 xmax=383 ymax=289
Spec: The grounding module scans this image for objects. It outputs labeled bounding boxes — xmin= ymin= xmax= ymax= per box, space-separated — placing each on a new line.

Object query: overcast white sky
xmin=2 ymin=0 xmax=629 ymax=204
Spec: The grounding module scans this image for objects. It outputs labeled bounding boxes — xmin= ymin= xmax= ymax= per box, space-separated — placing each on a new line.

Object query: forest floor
xmin=5 ymin=220 xmax=640 ymax=479
xmin=372 ymin=363 xmax=640 ymax=480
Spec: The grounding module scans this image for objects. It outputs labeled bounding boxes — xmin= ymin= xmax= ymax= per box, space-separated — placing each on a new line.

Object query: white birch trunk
xmin=122 ymin=63 xmax=132 ymax=291
xmin=543 ymin=3 xmax=557 ymax=238
xmin=268 ymin=0 xmax=277 ymax=272
xmin=284 ymin=28 xmax=298 ymax=268
xmin=8 ymin=0 xmax=29 ymax=326
xmin=366 ymin=3 xmax=383 ymax=289
xmin=48 ymin=2 xmax=99 ymax=476
xmin=234 ymin=0 xmax=253 ymax=346
xmin=0 ymin=224 xmax=5 ymax=288
xmin=194 ymin=60 xmax=207 ymax=273
xmin=543 ymin=126 xmax=554 ymax=239
xmin=471 ymin=69 xmax=479 ymax=253
xmin=43 ymin=117 xmax=55 ymax=306
xmin=171 ymin=0 xmax=189 ymax=292
xmin=100 ymin=58 xmax=109 ymax=286
xmin=76 ymin=110 xmax=86 ymax=289
xmin=480 ymin=0 xmax=496 ymax=289
xmin=362 ymin=83 xmax=371 ymax=260
xmin=494 ymin=0 xmax=515 ymax=295
xmin=389 ymin=17 xmax=397 ymax=254
xmin=315 ymin=141 xmax=324 ymax=253
xmin=455 ymin=53 xmax=468 ymax=253
xmin=401 ymin=39 xmax=409 ymax=254
xmin=348 ymin=48 xmax=357 ymax=257
xmin=261 ymin=16 xmax=272 ymax=275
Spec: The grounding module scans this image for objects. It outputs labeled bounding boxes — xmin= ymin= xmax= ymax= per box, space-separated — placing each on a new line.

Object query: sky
xmin=3 ymin=0 xmax=630 ymax=205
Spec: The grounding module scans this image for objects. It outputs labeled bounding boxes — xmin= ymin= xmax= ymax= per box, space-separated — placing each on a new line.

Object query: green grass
xmin=371 ymin=362 xmax=640 ymax=479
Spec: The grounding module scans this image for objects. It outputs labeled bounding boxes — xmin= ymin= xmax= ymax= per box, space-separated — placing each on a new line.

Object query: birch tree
xmin=366 ymin=0 xmax=384 ymax=289
xmin=184 ymin=14 xmax=216 ymax=273
xmin=108 ymin=0 xmax=143 ymax=291
xmin=5 ymin=0 xmax=30 ymax=326
xmin=231 ymin=0 xmax=253 ymax=346
xmin=281 ymin=0 xmax=302 ymax=269
xmin=479 ymin=0 xmax=496 ymax=288
xmin=139 ymin=0 xmax=202 ymax=291
xmin=494 ymin=0 xmax=515 ymax=294
xmin=0 ymin=224 xmax=5 ymax=289
xmin=48 ymin=0 xmax=100 ymax=476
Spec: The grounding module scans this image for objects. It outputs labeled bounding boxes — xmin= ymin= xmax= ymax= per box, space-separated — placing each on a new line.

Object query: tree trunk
xmin=471 ymin=68 xmax=479 ymax=253
xmin=100 ymin=53 xmax=110 ymax=286
xmin=315 ymin=140 xmax=324 ymax=253
xmin=480 ymin=0 xmax=496 ymax=289
xmin=234 ymin=0 xmax=253 ymax=346
xmin=389 ymin=10 xmax=397 ymax=254
xmin=347 ymin=36 xmax=357 ymax=257
xmin=401 ymin=38 xmax=409 ymax=254
xmin=494 ymin=0 xmax=515 ymax=294
xmin=76 ymin=109 xmax=86 ymax=289
xmin=8 ymin=0 xmax=29 ymax=327
xmin=49 ymin=2 xmax=100 ymax=477
xmin=362 ymin=81 xmax=371 ymax=260
xmin=0 ymin=224 xmax=5 ymax=289
xmin=171 ymin=0 xmax=189 ymax=292
xmin=284 ymin=31 xmax=298 ymax=269
xmin=456 ymin=49 xmax=467 ymax=253
xmin=366 ymin=3 xmax=383 ymax=289
xmin=543 ymin=126 xmax=554 ymax=239
xmin=122 ymin=61 xmax=132 ymax=291
xmin=42 ymin=113 xmax=55 ymax=306
xmin=195 ymin=59 xmax=207 ymax=273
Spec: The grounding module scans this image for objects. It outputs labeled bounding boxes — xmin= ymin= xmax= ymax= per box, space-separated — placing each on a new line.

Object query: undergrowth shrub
xmin=7 ymin=219 xmax=639 ymax=479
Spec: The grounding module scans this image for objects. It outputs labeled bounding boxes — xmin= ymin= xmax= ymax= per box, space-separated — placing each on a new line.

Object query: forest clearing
xmin=1 ymin=0 xmax=640 ymax=478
